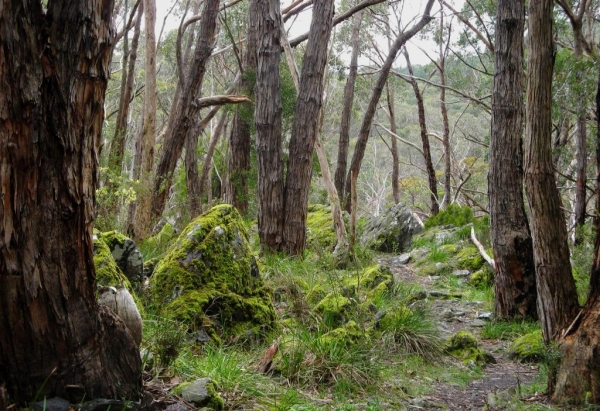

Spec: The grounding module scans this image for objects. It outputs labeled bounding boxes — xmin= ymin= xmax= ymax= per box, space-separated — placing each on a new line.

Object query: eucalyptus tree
xmin=488 ymin=0 xmax=537 ymax=320
xmin=524 ymin=0 xmax=579 ymax=345
xmin=0 ymin=0 xmax=141 ymax=403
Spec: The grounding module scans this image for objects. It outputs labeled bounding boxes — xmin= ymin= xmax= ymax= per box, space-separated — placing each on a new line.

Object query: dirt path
xmin=377 ymin=255 xmax=548 ymax=410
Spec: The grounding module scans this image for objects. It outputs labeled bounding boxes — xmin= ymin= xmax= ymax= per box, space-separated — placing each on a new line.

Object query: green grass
xmin=480 ymin=320 xmax=540 ymax=340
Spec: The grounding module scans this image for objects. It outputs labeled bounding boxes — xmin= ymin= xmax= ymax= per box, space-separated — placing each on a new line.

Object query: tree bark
xmin=223 ymin=0 xmax=259 ymax=214
xmin=131 ymin=0 xmax=158 ymax=239
xmin=255 ymin=0 xmax=285 ymax=252
xmin=438 ymin=1 xmax=452 ymax=208
xmin=107 ymin=1 xmax=143 ymax=177
xmin=282 ymin=0 xmax=336 ymax=255
xmin=185 ymin=129 xmax=202 ymax=217
xmin=151 ymin=0 xmax=220 ymax=222
xmin=334 ymin=9 xmax=362 ymax=203
xmin=403 ymin=49 xmax=439 ymax=215
xmin=551 ymin=66 xmax=600 ymax=407
xmin=387 ymin=84 xmax=400 ymax=204
xmin=489 ymin=0 xmax=537 ymax=320
xmin=0 ymin=0 xmax=141 ymax=403
xmin=199 ymin=111 xmax=229 ymax=211
xmin=524 ymin=0 xmax=579 ymax=343
xmin=343 ymin=0 xmax=435 ymax=212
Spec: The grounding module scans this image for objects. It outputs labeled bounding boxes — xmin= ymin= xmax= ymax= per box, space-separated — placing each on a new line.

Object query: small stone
xmin=32 ymin=397 xmax=70 ymax=411
xmin=452 ymin=269 xmax=470 ymax=277
xmin=392 ymin=253 xmax=412 ymax=265
xmin=471 ymin=319 xmax=487 ymax=327
xmin=477 ymin=312 xmax=493 ymax=320
xmin=180 ymin=378 xmax=224 ymax=410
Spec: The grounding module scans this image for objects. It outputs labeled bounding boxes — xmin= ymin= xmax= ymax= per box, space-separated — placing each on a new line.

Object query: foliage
xmin=424 ymin=204 xmax=474 ymax=230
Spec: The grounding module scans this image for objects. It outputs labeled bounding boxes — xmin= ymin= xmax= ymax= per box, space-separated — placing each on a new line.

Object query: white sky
xmin=155 ymin=0 xmax=468 ymax=66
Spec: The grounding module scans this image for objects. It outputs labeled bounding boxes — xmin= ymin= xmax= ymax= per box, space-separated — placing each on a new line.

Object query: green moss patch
xmin=444 ymin=331 xmax=496 ymax=366
xmin=508 ymin=330 xmax=545 ymax=363
xmin=314 ymin=292 xmax=352 ymax=326
xmin=306 ymin=204 xmax=338 ymax=250
xmin=149 ymin=204 xmax=276 ymax=342
xmin=318 ymin=321 xmax=366 ymax=347
xmin=455 ymin=247 xmax=485 ymax=272
xmin=93 ymin=236 xmax=131 ymax=289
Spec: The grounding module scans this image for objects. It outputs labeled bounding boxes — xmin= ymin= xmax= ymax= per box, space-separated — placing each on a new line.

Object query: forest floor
xmin=375 ymin=254 xmax=549 ymax=411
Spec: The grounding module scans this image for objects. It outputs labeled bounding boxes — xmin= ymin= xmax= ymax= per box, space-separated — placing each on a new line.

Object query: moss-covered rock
xmin=306 ymin=204 xmax=338 ymax=250
xmin=444 ymin=331 xmax=496 ymax=366
xmin=318 ymin=321 xmax=366 ymax=347
xmin=148 ymin=204 xmax=276 ymax=342
xmin=439 ymin=243 xmax=461 ymax=255
xmin=367 ymin=280 xmax=392 ymax=300
xmin=359 ymin=203 xmax=423 ymax=252
xmin=98 ymin=231 xmax=144 ymax=283
xmin=306 ymin=283 xmax=328 ymax=306
xmin=469 ymin=268 xmax=493 ymax=288
xmin=143 ymin=222 xmax=178 ymax=256
xmin=508 ymin=330 xmax=545 ymax=363
xmin=93 ymin=236 xmax=132 ymax=289
xmin=314 ymin=292 xmax=352 ymax=326
xmin=455 ymin=247 xmax=485 ymax=272
xmin=178 ymin=378 xmax=224 ymax=410
xmin=416 ymin=263 xmax=450 ymax=277
xmin=343 ymin=264 xmax=393 ymax=291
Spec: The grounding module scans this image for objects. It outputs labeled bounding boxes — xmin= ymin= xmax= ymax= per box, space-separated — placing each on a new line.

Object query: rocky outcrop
xmin=98 ymin=231 xmax=144 ymax=284
xmin=149 ymin=204 xmax=276 ymax=343
xmin=360 ymin=203 xmax=422 ymax=252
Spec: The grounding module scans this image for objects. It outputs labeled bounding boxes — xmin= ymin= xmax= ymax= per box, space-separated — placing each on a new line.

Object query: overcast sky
xmin=155 ymin=0 xmax=468 ymax=66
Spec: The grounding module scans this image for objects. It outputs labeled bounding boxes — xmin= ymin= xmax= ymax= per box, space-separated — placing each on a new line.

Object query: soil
xmin=377 ymin=255 xmax=551 ymax=411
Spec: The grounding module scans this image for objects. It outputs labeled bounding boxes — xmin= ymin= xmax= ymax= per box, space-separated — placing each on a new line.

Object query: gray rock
xmin=111 ymin=238 xmax=144 ymax=283
xmin=477 ymin=312 xmax=493 ymax=320
xmin=392 ymin=253 xmax=412 ymax=265
xmin=32 ymin=397 xmax=70 ymax=411
xmin=359 ymin=203 xmax=423 ymax=252
xmin=471 ymin=319 xmax=487 ymax=327
xmin=180 ymin=378 xmax=223 ymax=409
xmin=452 ymin=269 xmax=470 ymax=277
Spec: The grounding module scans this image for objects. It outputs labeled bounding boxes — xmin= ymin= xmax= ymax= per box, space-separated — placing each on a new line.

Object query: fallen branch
xmin=471 ymin=225 xmax=494 ymax=269
xmin=194 ymin=94 xmax=250 ymax=109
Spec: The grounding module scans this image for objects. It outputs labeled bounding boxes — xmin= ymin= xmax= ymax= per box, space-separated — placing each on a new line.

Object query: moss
xmin=318 ymin=321 xmax=366 ymax=347
xmin=424 ymin=204 xmax=473 ymax=229
xmin=149 ymin=204 xmax=276 ymax=342
xmin=469 ymin=268 xmax=493 ymax=288
xmin=314 ymin=292 xmax=352 ymax=326
xmin=376 ymin=305 xmax=413 ymax=331
xmin=93 ymin=236 xmax=131 ymax=289
xmin=439 ymin=243 xmax=461 ymax=255
xmin=343 ymin=265 xmax=393 ymax=290
xmin=203 ymin=380 xmax=225 ymax=410
xmin=306 ymin=204 xmax=337 ymax=250
xmin=455 ymin=247 xmax=485 ymax=271
xmin=306 ymin=283 xmax=328 ymax=306
xmin=366 ymin=280 xmax=392 ymax=300
xmin=444 ymin=331 xmax=495 ymax=366
xmin=143 ymin=222 xmax=178 ymax=255
xmin=508 ymin=330 xmax=545 ymax=363
xmin=416 ymin=263 xmax=449 ymax=277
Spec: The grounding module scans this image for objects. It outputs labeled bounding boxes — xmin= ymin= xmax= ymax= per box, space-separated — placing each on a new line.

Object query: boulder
xmin=359 ymin=203 xmax=422 ymax=252
xmin=98 ymin=286 xmax=143 ymax=346
xmin=508 ymin=330 xmax=545 ymax=363
xmin=179 ymin=378 xmax=224 ymax=410
xmin=149 ymin=204 xmax=276 ymax=342
xmin=444 ymin=331 xmax=496 ymax=366
xmin=98 ymin=231 xmax=144 ymax=284
xmin=93 ymin=235 xmax=132 ymax=289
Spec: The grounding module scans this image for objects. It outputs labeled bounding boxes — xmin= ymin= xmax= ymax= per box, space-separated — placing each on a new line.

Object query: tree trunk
xmin=199 ymin=111 xmax=229 ymax=211
xmin=282 ymin=0 xmax=336 ymax=255
xmin=334 ymin=9 xmax=363 ymax=203
xmin=403 ymin=49 xmax=439 ymax=215
xmin=224 ymin=0 xmax=259 ymax=215
xmin=255 ymin=0 xmax=285 ymax=252
xmin=489 ymin=0 xmax=537 ymax=320
xmin=151 ymin=0 xmax=220 ymax=222
xmin=107 ymin=2 xmax=143 ymax=178
xmin=185 ymin=130 xmax=202 ymax=217
xmin=131 ymin=0 xmax=158 ymax=239
xmin=387 ymin=84 xmax=400 ymax=204
xmin=551 ymin=68 xmax=600 ymax=407
xmin=438 ymin=1 xmax=452 ymax=208
xmin=343 ymin=0 xmax=435 ymax=212
xmin=0 ymin=0 xmax=141 ymax=404
xmin=524 ymin=0 xmax=579 ymax=343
